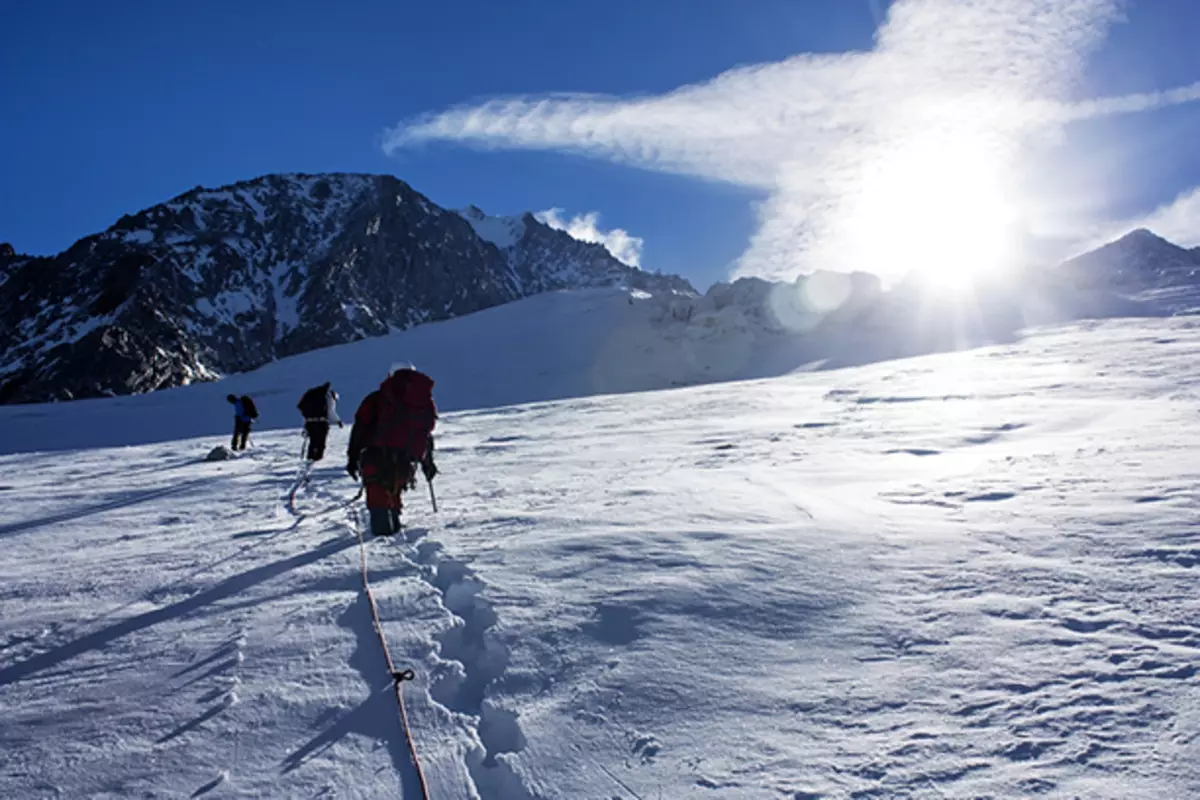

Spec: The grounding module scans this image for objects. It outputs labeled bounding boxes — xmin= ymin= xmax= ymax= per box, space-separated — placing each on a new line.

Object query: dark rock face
xmin=0 ymin=173 xmax=694 ymax=403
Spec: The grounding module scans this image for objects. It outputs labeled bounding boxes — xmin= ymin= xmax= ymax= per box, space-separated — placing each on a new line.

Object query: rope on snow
xmin=352 ymin=505 xmax=432 ymax=800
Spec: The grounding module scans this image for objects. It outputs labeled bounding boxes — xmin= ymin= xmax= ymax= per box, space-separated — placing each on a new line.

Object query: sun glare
xmin=842 ymin=134 xmax=1020 ymax=293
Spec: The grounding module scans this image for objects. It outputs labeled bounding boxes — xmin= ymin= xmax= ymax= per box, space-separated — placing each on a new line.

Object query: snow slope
xmin=459 ymin=206 xmax=526 ymax=250
xmin=1 ymin=316 xmax=1197 ymax=798
xmin=0 ymin=273 xmax=1161 ymax=457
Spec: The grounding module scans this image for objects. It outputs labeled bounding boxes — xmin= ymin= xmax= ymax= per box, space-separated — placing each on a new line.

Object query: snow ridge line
xmin=412 ymin=538 xmax=535 ymax=800
xmin=351 ymin=507 xmax=432 ymax=800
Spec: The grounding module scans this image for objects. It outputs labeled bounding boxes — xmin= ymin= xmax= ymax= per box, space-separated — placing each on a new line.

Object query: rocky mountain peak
xmin=1057 ymin=228 xmax=1200 ymax=306
xmin=0 ymin=173 xmax=694 ymax=403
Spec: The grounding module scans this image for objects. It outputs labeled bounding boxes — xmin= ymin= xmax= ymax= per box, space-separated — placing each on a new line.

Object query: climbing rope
xmin=285 ymin=432 xmax=313 ymax=514
xmin=353 ymin=507 xmax=432 ymax=800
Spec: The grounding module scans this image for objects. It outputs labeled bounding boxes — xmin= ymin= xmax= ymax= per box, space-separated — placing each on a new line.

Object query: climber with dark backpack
xmin=346 ymin=363 xmax=438 ymax=536
xmin=297 ymin=381 xmax=343 ymax=462
xmin=227 ymin=393 xmax=259 ymax=451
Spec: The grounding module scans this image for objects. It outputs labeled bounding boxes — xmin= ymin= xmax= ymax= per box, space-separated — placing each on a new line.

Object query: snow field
xmin=0 ymin=315 xmax=1197 ymax=797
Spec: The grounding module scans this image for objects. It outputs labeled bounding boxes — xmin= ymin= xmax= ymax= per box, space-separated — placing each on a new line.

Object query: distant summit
xmin=1059 ymin=227 xmax=1200 ymax=292
xmin=0 ymin=174 xmax=693 ymax=403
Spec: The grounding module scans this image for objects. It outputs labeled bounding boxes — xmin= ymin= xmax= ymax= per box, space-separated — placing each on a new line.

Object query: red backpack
xmin=368 ymin=370 xmax=437 ymax=460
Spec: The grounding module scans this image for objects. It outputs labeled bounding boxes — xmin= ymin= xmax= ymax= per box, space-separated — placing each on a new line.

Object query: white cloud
xmin=1064 ymin=80 xmax=1200 ymax=121
xmin=385 ymin=0 xmax=1200 ymax=281
xmin=535 ymin=208 xmax=645 ymax=266
xmin=1124 ymin=186 xmax=1200 ymax=248
xmin=1056 ymin=185 xmax=1200 ymax=259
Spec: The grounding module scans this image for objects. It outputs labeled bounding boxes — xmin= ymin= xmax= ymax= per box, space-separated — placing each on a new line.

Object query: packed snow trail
xmin=0 ymin=316 xmax=1198 ymax=797
xmin=349 ymin=500 xmax=432 ymax=799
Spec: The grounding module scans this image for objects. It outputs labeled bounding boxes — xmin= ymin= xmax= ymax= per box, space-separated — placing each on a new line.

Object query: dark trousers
xmin=231 ymin=419 xmax=251 ymax=451
xmin=304 ymin=421 xmax=329 ymax=461
xmin=369 ymin=508 xmax=402 ymax=537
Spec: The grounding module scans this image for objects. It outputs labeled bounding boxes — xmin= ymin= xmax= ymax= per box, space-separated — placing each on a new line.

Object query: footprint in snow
xmin=583 ymin=604 xmax=645 ymax=646
xmin=965 ymin=491 xmax=1017 ymax=502
xmin=629 ymin=732 xmax=661 ymax=764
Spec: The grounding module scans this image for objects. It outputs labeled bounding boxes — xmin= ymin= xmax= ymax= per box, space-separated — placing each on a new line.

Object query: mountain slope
xmin=457 ymin=205 xmax=691 ymax=297
xmin=0 ymin=174 xmax=693 ymax=404
xmin=0 ymin=243 xmax=25 ymax=288
xmin=0 ymin=316 xmax=1197 ymax=798
xmin=0 ymin=262 xmax=1157 ymax=458
xmin=1057 ymin=228 xmax=1200 ymax=307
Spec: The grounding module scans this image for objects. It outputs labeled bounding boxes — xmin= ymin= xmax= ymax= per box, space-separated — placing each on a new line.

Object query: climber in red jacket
xmin=346 ymin=363 xmax=438 ymax=536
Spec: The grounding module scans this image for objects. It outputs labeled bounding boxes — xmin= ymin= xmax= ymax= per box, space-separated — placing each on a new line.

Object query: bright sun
xmin=842 ymin=134 xmax=1020 ymax=293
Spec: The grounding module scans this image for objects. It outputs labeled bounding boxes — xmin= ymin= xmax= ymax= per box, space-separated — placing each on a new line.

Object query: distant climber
xmin=297 ymin=381 xmax=343 ymax=462
xmin=227 ymin=393 xmax=258 ymax=451
xmin=346 ymin=363 xmax=438 ymax=536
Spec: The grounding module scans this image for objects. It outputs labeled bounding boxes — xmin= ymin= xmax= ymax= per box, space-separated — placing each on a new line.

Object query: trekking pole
xmin=427 ymin=478 xmax=438 ymax=513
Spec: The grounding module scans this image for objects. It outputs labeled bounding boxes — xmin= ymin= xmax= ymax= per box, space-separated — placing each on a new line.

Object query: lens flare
xmin=838 ymin=133 xmax=1021 ymax=292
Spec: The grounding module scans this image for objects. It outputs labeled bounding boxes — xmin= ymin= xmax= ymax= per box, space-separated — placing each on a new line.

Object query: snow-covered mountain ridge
xmin=0 ymin=242 xmax=1183 ymax=457
xmin=1056 ymin=228 xmax=1200 ymax=314
xmin=3 ymin=185 xmax=1196 ymax=412
xmin=1060 ymin=228 xmax=1199 ymax=289
xmin=0 ymin=173 xmax=692 ymax=404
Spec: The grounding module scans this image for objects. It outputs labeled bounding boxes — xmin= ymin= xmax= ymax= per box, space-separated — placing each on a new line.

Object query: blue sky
xmin=3 ymin=0 xmax=1200 ymax=290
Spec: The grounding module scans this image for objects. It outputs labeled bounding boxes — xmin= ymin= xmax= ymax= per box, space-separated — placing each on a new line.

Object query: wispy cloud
xmin=385 ymin=0 xmax=1200 ymax=280
xmin=1063 ymin=80 xmax=1200 ymax=121
xmin=1124 ymin=186 xmax=1200 ymax=248
xmin=535 ymin=208 xmax=645 ymax=266
xmin=1045 ymin=182 xmax=1200 ymax=263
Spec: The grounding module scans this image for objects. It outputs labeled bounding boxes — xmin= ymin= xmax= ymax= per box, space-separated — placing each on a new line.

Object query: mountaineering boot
xmin=369 ymin=508 xmax=395 ymax=537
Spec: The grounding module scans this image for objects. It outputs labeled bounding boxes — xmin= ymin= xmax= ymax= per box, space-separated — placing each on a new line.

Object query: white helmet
xmin=389 ymin=361 xmax=415 ymax=375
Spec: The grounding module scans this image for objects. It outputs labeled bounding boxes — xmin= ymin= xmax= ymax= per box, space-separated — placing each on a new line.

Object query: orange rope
xmin=354 ymin=510 xmax=432 ymax=800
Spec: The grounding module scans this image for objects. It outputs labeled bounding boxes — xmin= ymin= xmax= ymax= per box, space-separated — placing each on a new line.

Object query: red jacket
xmin=348 ymin=369 xmax=437 ymax=463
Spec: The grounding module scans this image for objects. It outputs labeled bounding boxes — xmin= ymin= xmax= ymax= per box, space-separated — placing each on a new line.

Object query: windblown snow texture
xmin=0 ymin=316 xmax=1197 ymax=798
xmin=0 ymin=174 xmax=692 ymax=404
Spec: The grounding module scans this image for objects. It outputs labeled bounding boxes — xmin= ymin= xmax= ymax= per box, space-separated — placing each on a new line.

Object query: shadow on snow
xmin=283 ymin=591 xmax=426 ymax=799
xmin=0 ymin=535 xmax=357 ymax=688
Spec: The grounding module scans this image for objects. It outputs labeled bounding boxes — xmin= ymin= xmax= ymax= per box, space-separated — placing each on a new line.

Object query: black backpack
xmin=240 ymin=395 xmax=259 ymax=419
xmin=297 ymin=386 xmax=326 ymax=418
